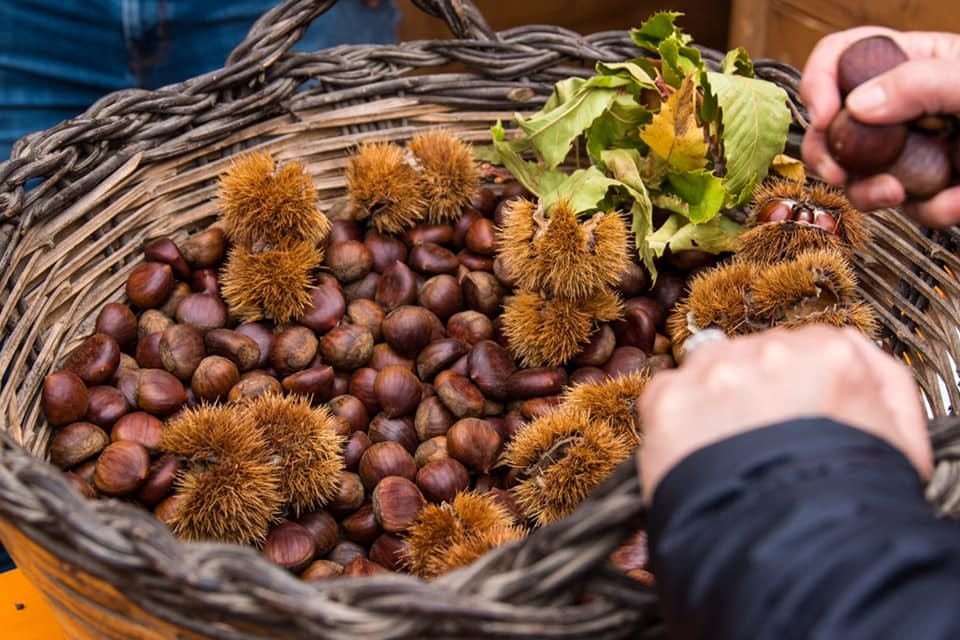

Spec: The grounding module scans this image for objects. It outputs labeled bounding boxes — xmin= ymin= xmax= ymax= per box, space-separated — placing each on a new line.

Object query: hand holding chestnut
xmin=800 ymin=27 xmax=960 ymax=226
xmin=637 ymin=325 xmax=932 ymax=503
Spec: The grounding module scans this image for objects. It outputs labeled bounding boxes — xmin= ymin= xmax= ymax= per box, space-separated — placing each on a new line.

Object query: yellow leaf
xmin=770 ymin=154 xmax=806 ymax=183
xmin=638 ymin=73 xmax=708 ymax=172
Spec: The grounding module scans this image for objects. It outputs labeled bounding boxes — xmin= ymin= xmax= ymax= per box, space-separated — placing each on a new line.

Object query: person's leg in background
xmin=0 ymin=0 xmax=400 ymax=158
xmin=0 ymin=0 xmax=133 ymax=159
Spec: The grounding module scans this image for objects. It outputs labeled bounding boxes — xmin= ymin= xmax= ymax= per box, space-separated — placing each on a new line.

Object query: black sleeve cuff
xmin=649 ymin=417 xmax=923 ymax=542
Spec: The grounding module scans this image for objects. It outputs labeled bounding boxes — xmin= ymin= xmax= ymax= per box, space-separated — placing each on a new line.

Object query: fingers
xmin=843 ymin=329 xmax=932 ymax=479
xmin=903 ymin=187 xmax=960 ymax=228
xmin=846 ymin=59 xmax=960 ymax=124
xmin=844 ymin=174 xmax=906 ymax=211
xmin=801 ymin=128 xmax=847 ymax=184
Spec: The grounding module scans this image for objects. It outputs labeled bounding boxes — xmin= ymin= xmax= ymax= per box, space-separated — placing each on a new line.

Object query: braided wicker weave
xmin=2 ymin=1 xmax=960 ymax=637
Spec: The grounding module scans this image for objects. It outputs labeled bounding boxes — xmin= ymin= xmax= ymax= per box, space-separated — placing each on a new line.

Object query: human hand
xmin=638 ymin=325 xmax=932 ymax=503
xmin=799 ymin=27 xmax=960 ymax=227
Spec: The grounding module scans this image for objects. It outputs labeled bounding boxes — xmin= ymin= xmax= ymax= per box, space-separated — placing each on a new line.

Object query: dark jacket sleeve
xmin=648 ymin=417 xmax=960 ymax=640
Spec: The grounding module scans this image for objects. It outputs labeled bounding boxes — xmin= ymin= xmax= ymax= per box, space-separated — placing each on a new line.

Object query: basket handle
xmin=225 ymin=0 xmax=497 ymax=71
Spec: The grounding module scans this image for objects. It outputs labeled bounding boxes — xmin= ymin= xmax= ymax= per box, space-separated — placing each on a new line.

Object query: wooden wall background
xmin=396 ymin=1 xmax=732 ymax=53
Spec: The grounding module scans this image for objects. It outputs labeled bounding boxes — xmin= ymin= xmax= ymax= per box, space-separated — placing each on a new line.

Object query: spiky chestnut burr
xmin=501 ymin=289 xmax=623 ymax=367
xmin=220 ymin=241 xmax=321 ymax=324
xmin=496 ymin=197 xmax=538 ymax=288
xmin=774 ymin=301 xmax=880 ymax=336
xmin=241 ymin=392 xmax=345 ymax=516
xmin=533 ymin=203 xmax=630 ymax=299
xmin=739 ymin=179 xmax=868 ymax=264
xmin=667 ymin=261 xmax=760 ymax=361
xmin=562 ymin=370 xmax=650 ymax=445
xmin=217 ymin=151 xmax=331 ymax=247
xmin=407 ymin=130 xmax=480 ymax=224
xmin=497 ymin=200 xmax=629 ymax=300
xmin=503 ymin=408 xmax=633 ymax=527
xmin=750 ymin=249 xmax=878 ymax=337
xmin=346 ymin=141 xmax=426 ymax=234
xmin=159 ymin=404 xmax=282 ymax=544
xmin=403 ymin=491 xmax=526 ymax=579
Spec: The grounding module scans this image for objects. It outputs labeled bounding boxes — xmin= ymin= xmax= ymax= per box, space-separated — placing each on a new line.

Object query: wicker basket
xmin=3 ymin=1 xmax=960 ymax=637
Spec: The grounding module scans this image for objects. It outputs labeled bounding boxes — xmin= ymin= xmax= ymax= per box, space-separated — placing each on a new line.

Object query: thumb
xmin=846 ymin=59 xmax=960 ymax=124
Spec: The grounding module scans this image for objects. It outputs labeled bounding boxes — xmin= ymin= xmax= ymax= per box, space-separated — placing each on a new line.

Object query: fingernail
xmin=848 ymin=84 xmax=888 ymax=115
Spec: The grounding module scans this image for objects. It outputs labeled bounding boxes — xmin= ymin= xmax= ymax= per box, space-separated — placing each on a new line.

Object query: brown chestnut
xmin=235 ymin=323 xmax=275 ymax=369
xmin=434 ymin=370 xmax=485 ymax=418
xmin=301 ymin=560 xmax=344 ymax=581
xmin=344 ymin=430 xmax=372 ymax=471
xmin=299 ymin=282 xmax=346 ymax=334
xmin=414 ymin=436 xmax=449 ymax=468
xmin=328 ymin=394 xmax=370 ymax=433
xmin=827 ymin=109 xmax=908 ymax=174
xmin=416 ymin=457 xmax=470 ymax=503
xmin=179 ymin=227 xmax=226 ymax=268
xmin=95 ymin=303 xmax=138 ymax=351
xmin=381 ymin=306 xmax=444 ymax=359
xmin=837 ymin=35 xmax=908 ymax=96
xmin=191 ymin=355 xmax=240 ymax=403
xmin=263 ymin=520 xmax=316 ymax=574
xmin=418 ymin=274 xmax=463 ymax=322
xmin=414 ymin=396 xmax=456 ymax=441
xmin=446 ymin=310 xmax=493 ymax=345
xmin=371 ymin=476 xmax=426 ymax=534
xmin=297 ymin=510 xmax=340 ymax=557
xmin=41 ymin=370 xmax=89 ymax=427
xmin=159 ymin=283 xmax=192 ymax=321
xmin=375 ymin=260 xmax=419 ymax=311
xmin=341 ymin=503 xmax=381 ymax=545
xmin=466 ymin=340 xmax=515 ymax=401
xmin=144 ymin=237 xmax=191 ymax=280
xmin=64 ymin=333 xmax=121 ymax=386
xmin=368 ymin=413 xmax=419 ymax=453
xmin=84 ymin=385 xmax=129 ymax=429
xmin=271 ymin=326 xmax=319 ymax=376
xmin=505 ymin=367 xmax=567 ymax=399
xmin=327 ymin=471 xmax=366 ymax=515
xmin=136 ymin=454 xmax=181 ymax=507
xmin=138 ymin=309 xmax=174 ymax=341
xmin=369 ymin=534 xmax=408 ymax=572
xmin=408 ymin=242 xmax=459 ymax=275
xmin=282 ymin=365 xmax=335 ymax=402
xmin=446 ymin=418 xmax=501 ymax=472
xmin=126 ymin=262 xmax=174 ymax=309
xmin=49 ymin=421 xmax=109 ymax=469
xmin=373 ymin=366 xmax=422 ymax=419
xmin=228 ymin=372 xmax=283 ymax=402
xmin=365 ymin=232 xmax=409 ymax=273
xmin=93 ymin=440 xmax=150 ymax=496
xmin=159 ymin=324 xmax=206 ymax=381
xmin=358 ymin=441 xmax=417 ymax=491
xmin=320 ymin=324 xmax=374 ymax=371
xmin=111 ymin=411 xmax=164 ymax=452
xmin=176 ymin=292 xmax=228 ymax=331
xmin=404 ymin=224 xmax=454 ymax=247
xmin=327 ymin=240 xmax=374 ymax=283
xmin=887 ymin=131 xmax=953 ymax=201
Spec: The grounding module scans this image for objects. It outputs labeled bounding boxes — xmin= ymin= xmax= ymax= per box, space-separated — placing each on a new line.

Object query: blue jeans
xmin=0 ymin=0 xmax=400 ymax=159
xmin=0 ymin=0 xmax=397 ymax=573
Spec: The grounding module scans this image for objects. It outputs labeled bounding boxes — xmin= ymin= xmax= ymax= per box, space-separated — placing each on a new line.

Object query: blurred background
xmin=398 ymin=0 xmax=960 ymax=70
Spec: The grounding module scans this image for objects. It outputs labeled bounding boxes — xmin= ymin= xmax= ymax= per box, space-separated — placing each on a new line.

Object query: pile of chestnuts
xmin=39 ymin=166 xmax=688 ymax=582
